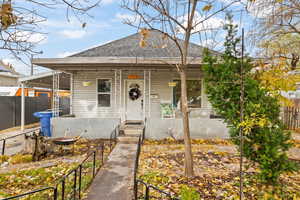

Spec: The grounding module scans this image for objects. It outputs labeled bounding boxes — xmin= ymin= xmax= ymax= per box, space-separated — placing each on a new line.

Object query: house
xmin=0 ymin=60 xmax=19 ymax=87
xmin=32 ymin=31 xmax=228 ymax=139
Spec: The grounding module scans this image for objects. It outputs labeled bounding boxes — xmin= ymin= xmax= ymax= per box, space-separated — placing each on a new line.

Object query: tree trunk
xmin=180 ymin=70 xmax=194 ymax=177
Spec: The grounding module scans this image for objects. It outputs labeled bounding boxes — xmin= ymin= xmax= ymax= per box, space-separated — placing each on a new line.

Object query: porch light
xmin=168 ymin=82 xmax=177 ymax=87
xmin=82 ymin=81 xmax=92 ymax=87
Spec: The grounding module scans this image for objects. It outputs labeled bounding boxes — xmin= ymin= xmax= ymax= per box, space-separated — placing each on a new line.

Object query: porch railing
xmin=0 ymin=127 xmax=40 ymax=155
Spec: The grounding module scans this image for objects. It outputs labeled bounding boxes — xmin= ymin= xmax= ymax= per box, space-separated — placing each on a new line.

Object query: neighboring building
xmin=0 ymin=60 xmax=19 ymax=87
xmin=32 ymin=31 xmax=228 ymax=139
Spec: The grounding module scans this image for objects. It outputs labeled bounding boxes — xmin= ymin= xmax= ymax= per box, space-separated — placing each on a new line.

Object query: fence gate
xmin=283 ymin=107 xmax=300 ymax=130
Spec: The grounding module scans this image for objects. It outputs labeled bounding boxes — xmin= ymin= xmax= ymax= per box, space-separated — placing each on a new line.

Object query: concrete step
xmin=124 ymin=129 xmax=143 ymax=136
xmin=117 ymin=136 xmax=139 ymax=144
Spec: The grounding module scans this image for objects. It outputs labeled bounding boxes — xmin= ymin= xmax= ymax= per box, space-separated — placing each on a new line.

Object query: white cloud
xmin=42 ymin=17 xmax=110 ymax=30
xmin=60 ymin=30 xmax=87 ymax=39
xmin=11 ymin=31 xmax=47 ymax=44
xmin=102 ymin=0 xmax=119 ymax=5
xmin=178 ymin=12 xmax=226 ymax=34
xmin=115 ymin=13 xmax=140 ymax=23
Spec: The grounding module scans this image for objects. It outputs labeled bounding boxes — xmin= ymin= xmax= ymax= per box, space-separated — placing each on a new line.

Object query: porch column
xmin=148 ymin=70 xmax=151 ymax=118
xmin=21 ymin=83 xmax=25 ymax=131
xmin=114 ymin=70 xmax=117 ymax=108
xmin=70 ymin=73 xmax=73 ymax=115
xmin=52 ymin=71 xmax=60 ymax=117
xmin=119 ymin=69 xmax=123 ymax=120
xmin=143 ymin=70 xmax=146 ymax=120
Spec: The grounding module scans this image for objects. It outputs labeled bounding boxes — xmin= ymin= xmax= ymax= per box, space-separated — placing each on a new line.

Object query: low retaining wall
xmin=51 ymin=118 xmax=120 ymax=139
xmin=146 ymin=118 xmax=229 ymax=139
xmin=51 ymin=117 xmax=228 ymax=139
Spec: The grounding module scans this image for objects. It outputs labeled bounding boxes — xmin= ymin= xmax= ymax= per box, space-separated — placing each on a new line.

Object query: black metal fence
xmin=2 ymin=145 xmax=105 ymax=200
xmin=133 ymin=125 xmax=179 ymax=200
xmin=0 ymin=127 xmax=40 ymax=155
xmin=109 ymin=125 xmax=119 ymax=152
xmin=135 ymin=180 xmax=180 ymax=200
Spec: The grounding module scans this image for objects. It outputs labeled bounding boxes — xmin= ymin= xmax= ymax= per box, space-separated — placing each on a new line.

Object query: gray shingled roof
xmin=71 ymin=31 xmax=208 ymax=58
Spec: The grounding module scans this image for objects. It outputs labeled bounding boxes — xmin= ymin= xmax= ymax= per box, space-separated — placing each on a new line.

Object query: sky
xmin=0 ymin=0 xmax=264 ymax=75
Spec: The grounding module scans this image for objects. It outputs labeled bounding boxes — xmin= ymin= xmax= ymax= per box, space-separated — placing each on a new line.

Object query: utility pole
xmin=239 ymin=28 xmax=245 ymax=200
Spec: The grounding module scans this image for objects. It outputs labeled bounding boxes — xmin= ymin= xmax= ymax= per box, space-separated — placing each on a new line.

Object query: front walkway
xmin=87 ymin=143 xmax=137 ymax=200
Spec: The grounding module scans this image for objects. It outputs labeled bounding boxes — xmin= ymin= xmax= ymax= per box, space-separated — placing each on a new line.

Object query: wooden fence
xmin=283 ymin=107 xmax=300 ymax=130
xmin=0 ymin=96 xmax=70 ymax=131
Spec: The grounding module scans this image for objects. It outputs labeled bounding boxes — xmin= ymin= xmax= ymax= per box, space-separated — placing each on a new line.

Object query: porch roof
xmin=32 ymin=57 xmax=203 ymax=70
xmin=19 ymin=71 xmax=70 ymax=90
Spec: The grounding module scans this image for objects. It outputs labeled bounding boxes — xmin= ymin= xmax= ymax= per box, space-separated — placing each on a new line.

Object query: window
xmin=97 ymin=79 xmax=111 ymax=107
xmin=173 ymin=80 xmax=202 ymax=108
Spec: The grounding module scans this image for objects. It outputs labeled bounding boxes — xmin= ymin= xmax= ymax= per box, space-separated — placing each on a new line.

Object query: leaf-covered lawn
xmin=0 ymin=138 xmax=113 ymax=199
xmin=138 ymin=138 xmax=300 ymax=199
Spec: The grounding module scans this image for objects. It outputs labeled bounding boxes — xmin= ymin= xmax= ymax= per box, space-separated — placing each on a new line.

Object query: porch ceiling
xmin=32 ymin=57 xmax=202 ymax=71
xmin=19 ymin=72 xmax=70 ymax=90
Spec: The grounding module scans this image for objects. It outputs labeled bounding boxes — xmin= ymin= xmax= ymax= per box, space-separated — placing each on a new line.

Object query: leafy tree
xmin=202 ymin=17 xmax=298 ymax=185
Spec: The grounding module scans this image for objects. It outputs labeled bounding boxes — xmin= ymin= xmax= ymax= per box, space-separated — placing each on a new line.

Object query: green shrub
xmin=202 ymin=15 xmax=298 ymax=185
xmin=179 ymin=185 xmax=200 ymax=200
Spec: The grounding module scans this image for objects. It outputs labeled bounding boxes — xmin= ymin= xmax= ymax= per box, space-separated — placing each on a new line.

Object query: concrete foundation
xmin=146 ymin=117 xmax=229 ymax=139
xmin=51 ymin=117 xmax=228 ymax=139
xmin=51 ymin=117 xmax=120 ymax=139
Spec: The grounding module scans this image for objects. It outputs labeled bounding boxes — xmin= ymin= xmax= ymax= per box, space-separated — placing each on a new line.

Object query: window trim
xmin=97 ymin=78 xmax=112 ymax=108
xmin=172 ymin=79 xmax=203 ymax=109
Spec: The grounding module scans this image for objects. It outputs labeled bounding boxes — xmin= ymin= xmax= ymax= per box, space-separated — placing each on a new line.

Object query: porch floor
xmin=86 ymin=142 xmax=137 ymax=200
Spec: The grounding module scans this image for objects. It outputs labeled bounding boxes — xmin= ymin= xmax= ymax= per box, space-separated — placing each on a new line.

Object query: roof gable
xmin=71 ymin=31 xmax=207 ymax=58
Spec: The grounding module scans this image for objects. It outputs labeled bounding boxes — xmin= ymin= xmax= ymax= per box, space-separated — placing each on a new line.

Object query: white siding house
xmin=33 ymin=31 xmax=228 ymax=139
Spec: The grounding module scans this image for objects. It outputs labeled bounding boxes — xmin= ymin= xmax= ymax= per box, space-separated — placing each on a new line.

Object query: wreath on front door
xmin=129 ymin=83 xmax=142 ymax=101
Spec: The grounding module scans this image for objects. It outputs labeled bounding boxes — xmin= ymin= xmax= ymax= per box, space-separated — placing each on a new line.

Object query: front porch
xmin=44 ymin=67 xmax=228 ymax=139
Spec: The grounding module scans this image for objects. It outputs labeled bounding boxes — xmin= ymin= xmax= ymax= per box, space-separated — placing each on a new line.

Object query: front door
xmin=126 ymin=80 xmax=144 ymax=120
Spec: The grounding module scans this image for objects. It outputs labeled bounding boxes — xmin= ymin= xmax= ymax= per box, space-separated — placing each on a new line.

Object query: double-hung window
xmin=97 ymin=79 xmax=111 ymax=107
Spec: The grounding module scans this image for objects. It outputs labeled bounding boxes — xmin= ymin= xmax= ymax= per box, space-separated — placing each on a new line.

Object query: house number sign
xmin=128 ymin=75 xmax=141 ymax=79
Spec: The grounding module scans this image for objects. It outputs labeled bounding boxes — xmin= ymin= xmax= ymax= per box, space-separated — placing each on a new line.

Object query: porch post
xmin=70 ymin=73 xmax=73 ymax=115
xmin=114 ymin=70 xmax=117 ymax=108
xmin=143 ymin=70 xmax=146 ymax=120
xmin=52 ymin=71 xmax=60 ymax=117
xmin=21 ymin=83 xmax=25 ymax=131
xmin=148 ymin=70 xmax=151 ymax=118
xmin=119 ymin=70 xmax=122 ymax=120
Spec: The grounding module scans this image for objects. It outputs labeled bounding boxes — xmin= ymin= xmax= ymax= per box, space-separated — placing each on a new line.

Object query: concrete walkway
xmin=86 ymin=143 xmax=137 ymax=200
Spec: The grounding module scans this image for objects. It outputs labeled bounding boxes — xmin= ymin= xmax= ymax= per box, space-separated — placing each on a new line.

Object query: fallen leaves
xmin=138 ymin=139 xmax=300 ymax=199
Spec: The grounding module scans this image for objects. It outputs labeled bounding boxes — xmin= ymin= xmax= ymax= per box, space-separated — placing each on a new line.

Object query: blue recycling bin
xmin=33 ymin=111 xmax=53 ymax=137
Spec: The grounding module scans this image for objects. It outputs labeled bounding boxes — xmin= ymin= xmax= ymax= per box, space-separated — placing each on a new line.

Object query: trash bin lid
xmin=33 ymin=111 xmax=53 ymax=118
